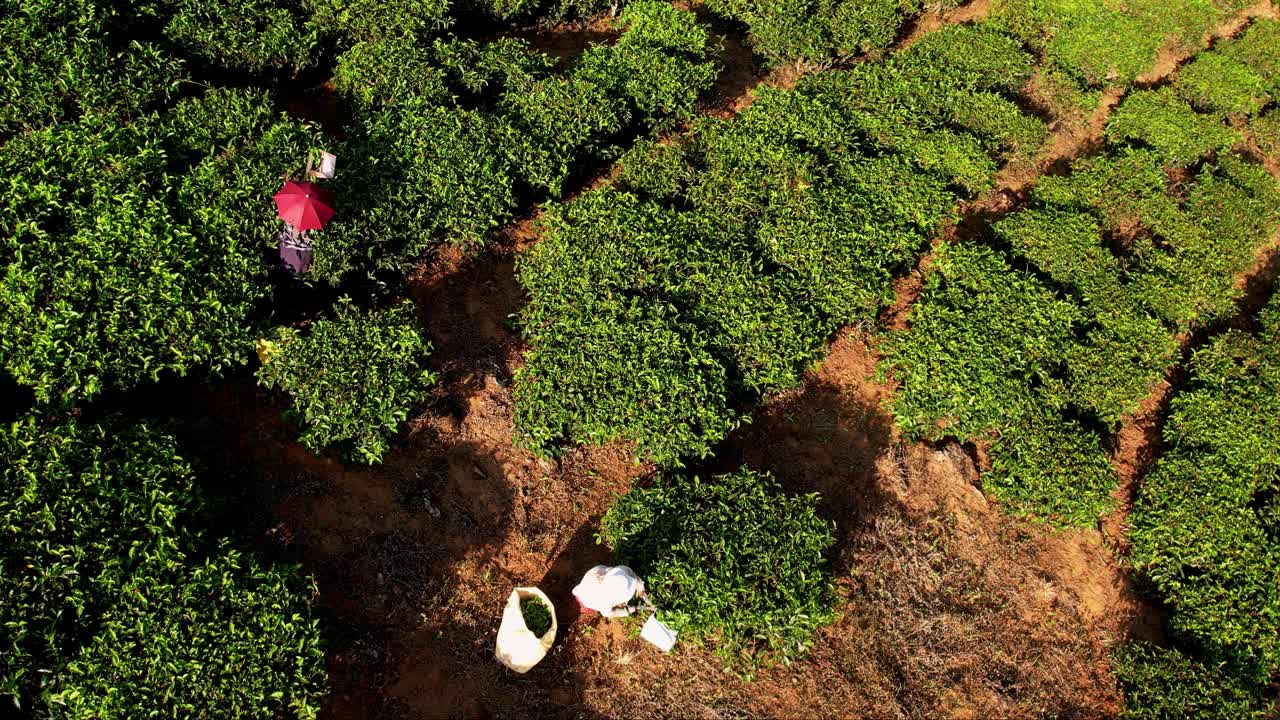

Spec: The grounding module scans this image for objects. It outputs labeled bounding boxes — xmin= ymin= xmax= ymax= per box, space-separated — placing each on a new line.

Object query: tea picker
xmin=272 ymin=152 xmax=338 ymax=273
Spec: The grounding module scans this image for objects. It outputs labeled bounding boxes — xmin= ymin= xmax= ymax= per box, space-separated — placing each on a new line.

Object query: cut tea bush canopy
xmin=1130 ymin=296 xmax=1280 ymax=693
xmin=601 ymin=469 xmax=839 ymax=667
xmin=257 ymin=298 xmax=436 ymax=464
xmin=0 ymin=415 xmax=327 ymax=718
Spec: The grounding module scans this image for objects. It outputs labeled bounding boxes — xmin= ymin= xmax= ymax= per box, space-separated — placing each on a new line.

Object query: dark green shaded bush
xmin=0 ymin=89 xmax=319 ymax=404
xmin=1114 ymin=643 xmax=1269 ymax=720
xmin=986 ymin=403 xmax=1114 ymax=525
xmin=600 ymin=469 xmax=839 ymax=668
xmin=1131 ymin=299 xmax=1280 ymax=684
xmin=1106 ymin=88 xmax=1242 ymax=167
xmin=257 ymin=298 xmax=436 ymax=464
xmin=159 ymin=0 xmax=318 ymax=71
xmin=0 ymin=0 xmax=183 ymax=134
xmin=0 ymin=416 xmax=327 ymax=718
xmin=305 ymin=0 xmax=452 ymax=42
xmin=704 ymin=0 xmax=960 ymax=67
xmin=515 ymin=281 xmax=735 ymax=465
xmin=1252 ymin=109 xmax=1280 ymax=163
xmin=883 ymin=241 xmax=1080 ymax=441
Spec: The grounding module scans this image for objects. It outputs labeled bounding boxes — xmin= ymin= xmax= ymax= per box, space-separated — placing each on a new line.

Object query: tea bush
xmin=158 ymin=0 xmax=319 ymax=71
xmin=1252 ymin=109 xmax=1280 ymax=163
xmin=0 ymin=0 xmax=183 ymax=135
xmin=1114 ymin=643 xmax=1268 ymax=720
xmin=704 ymin=0 xmax=961 ymax=67
xmin=0 ymin=88 xmax=320 ymax=405
xmin=1172 ymin=52 xmax=1271 ymax=118
xmin=1106 ymin=88 xmax=1242 ymax=167
xmin=515 ymin=24 xmax=1047 ymax=464
xmin=1125 ymin=295 xmax=1280 ymax=715
xmin=313 ymin=1 xmax=719 ymax=282
xmin=257 ymin=298 xmax=436 ymax=464
xmin=886 ymin=139 xmax=1280 ymax=524
xmin=0 ymin=415 xmax=326 ymax=718
xmin=600 ymin=469 xmax=839 ymax=667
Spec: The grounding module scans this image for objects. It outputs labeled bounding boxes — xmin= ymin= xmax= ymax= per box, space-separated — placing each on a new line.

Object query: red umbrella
xmin=274 ymin=180 xmax=335 ymax=232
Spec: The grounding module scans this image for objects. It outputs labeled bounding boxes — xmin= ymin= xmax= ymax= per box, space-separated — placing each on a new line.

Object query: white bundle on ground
xmin=572 ymin=565 xmax=644 ymax=617
xmin=494 ymin=587 xmax=557 ymax=673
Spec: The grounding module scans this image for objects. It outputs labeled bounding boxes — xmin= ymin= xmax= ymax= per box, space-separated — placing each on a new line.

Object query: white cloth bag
xmin=572 ymin=565 xmax=644 ymax=618
xmin=495 ymin=587 xmax=558 ymax=673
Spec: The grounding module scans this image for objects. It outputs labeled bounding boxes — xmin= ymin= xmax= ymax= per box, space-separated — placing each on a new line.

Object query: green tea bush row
xmin=600 ymin=469 xmax=839 ymax=668
xmin=1121 ymin=295 xmax=1280 ymax=716
xmin=312 ymin=1 xmax=720 ymax=282
xmin=0 ymin=0 xmax=183 ymax=135
xmin=886 ymin=22 xmax=1280 ymax=524
xmin=257 ymin=298 xmax=437 ymax=464
xmin=885 ymin=143 xmax=1280 ymax=524
xmin=992 ymin=0 xmax=1255 ymax=88
xmin=0 ymin=88 xmax=320 ymax=405
xmin=514 ymin=24 xmax=1047 ymax=464
xmin=704 ymin=0 xmax=961 ymax=67
xmin=0 ymin=415 xmax=327 ymax=718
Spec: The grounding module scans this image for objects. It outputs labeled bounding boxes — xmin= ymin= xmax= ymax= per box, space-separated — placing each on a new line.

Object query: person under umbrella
xmin=273 ymin=180 xmax=335 ymax=273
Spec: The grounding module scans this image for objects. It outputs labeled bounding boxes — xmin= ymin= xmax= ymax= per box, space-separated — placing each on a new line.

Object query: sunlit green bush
xmin=601 ymin=469 xmax=839 ymax=668
xmin=257 ymin=298 xmax=436 ymax=463
xmin=0 ymin=415 xmax=327 ymax=718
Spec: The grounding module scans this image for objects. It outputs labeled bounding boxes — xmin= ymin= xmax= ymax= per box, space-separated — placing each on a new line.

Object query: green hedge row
xmin=600 ymin=469 xmax=839 ymax=669
xmin=1 ymin=415 xmax=327 ymax=718
xmin=1119 ymin=294 xmax=1280 ymax=717
xmin=311 ymin=1 xmax=720 ymax=282
xmin=514 ymin=24 xmax=1046 ymax=464
xmin=885 ymin=20 xmax=1280 ymax=524
xmin=0 ymin=88 xmax=320 ymax=405
xmin=703 ymin=0 xmax=961 ymax=67
xmin=992 ymin=0 xmax=1257 ymax=88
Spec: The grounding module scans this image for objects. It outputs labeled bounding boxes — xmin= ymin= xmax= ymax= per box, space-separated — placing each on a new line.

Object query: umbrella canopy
xmin=274 ymin=180 xmax=335 ymax=232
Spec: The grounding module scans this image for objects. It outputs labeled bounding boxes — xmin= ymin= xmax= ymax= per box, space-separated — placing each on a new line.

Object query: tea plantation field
xmin=2 ymin=0 xmax=1278 ymax=717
